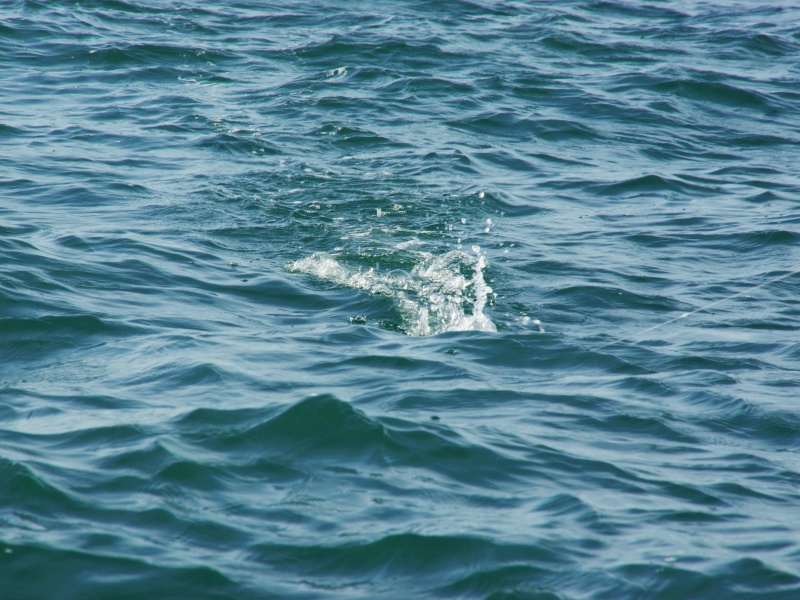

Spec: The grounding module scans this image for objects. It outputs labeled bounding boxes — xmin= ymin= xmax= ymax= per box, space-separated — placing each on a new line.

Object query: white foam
xmin=326 ymin=66 xmax=347 ymax=78
xmin=287 ymin=248 xmax=497 ymax=336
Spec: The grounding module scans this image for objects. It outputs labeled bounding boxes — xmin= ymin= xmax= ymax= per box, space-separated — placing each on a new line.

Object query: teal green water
xmin=2 ymin=1 xmax=800 ymax=598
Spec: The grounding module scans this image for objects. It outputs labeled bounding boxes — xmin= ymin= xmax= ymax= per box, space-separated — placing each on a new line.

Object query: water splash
xmin=287 ymin=247 xmax=496 ymax=336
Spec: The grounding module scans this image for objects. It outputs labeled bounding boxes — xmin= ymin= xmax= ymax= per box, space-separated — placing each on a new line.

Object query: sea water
xmin=2 ymin=1 xmax=800 ymax=598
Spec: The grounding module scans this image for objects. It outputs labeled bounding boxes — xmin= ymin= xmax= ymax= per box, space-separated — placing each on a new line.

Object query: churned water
xmin=2 ymin=0 xmax=800 ymax=598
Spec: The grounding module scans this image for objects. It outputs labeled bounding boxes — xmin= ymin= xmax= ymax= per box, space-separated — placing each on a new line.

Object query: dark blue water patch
xmin=119 ymin=358 xmax=236 ymax=390
xmin=295 ymin=35 xmax=458 ymax=71
xmin=440 ymin=564 xmax=562 ymax=600
xmin=155 ymin=459 xmax=237 ymax=493
xmin=681 ymin=232 xmax=800 ymax=257
xmin=0 ymin=457 xmax=84 ymax=516
xmin=307 ymin=123 xmax=402 ymax=150
xmin=0 ymin=314 xmax=136 ymax=361
xmin=0 ymin=388 xmax=142 ymax=420
xmin=778 ymin=342 xmax=800 ymax=361
xmin=661 ymin=351 xmax=773 ymax=374
xmin=621 ymin=232 xmax=693 ymax=250
xmin=730 ymin=133 xmax=800 ymax=152
xmin=196 ymin=131 xmax=282 ymax=157
xmin=432 ymin=333 xmax=649 ymax=379
xmin=0 ymin=542 xmax=243 ymax=600
xmin=745 ymin=189 xmax=797 ymax=204
xmin=537 ymin=29 xmax=671 ymax=64
xmin=703 ymin=410 xmax=800 ymax=452
xmin=134 ymin=93 xmax=213 ymax=117
xmin=380 ymin=74 xmax=478 ymax=98
xmin=710 ymin=28 xmax=800 ymax=59
xmin=580 ymin=1 xmax=690 ymax=21
xmin=312 ymin=352 xmax=471 ymax=382
xmin=638 ymin=141 xmax=744 ymax=163
xmin=251 ymin=533 xmax=574 ymax=595
xmin=0 ymin=124 xmax=27 ymax=142
xmin=603 ymin=559 xmax=800 ymax=600
xmin=78 ymin=43 xmax=230 ymax=69
xmin=545 ymin=284 xmax=682 ymax=315
xmin=19 ymin=423 xmax=148 ymax=457
xmin=710 ymin=481 xmax=787 ymax=505
xmin=448 ymin=111 xmax=604 ymax=142
xmin=509 ymin=72 xmax=583 ymax=102
xmin=592 ymin=173 xmax=716 ymax=197
xmin=658 ymin=78 xmax=779 ymax=113
xmin=177 ymin=398 xmax=600 ymax=519
xmin=0 ymin=254 xmax=100 ymax=315
xmin=710 ymin=165 xmax=790 ymax=178
xmin=93 ymin=438 xmax=180 ymax=479
xmin=470 ymin=149 xmax=536 ymax=174
xmin=574 ymin=413 xmax=700 ymax=446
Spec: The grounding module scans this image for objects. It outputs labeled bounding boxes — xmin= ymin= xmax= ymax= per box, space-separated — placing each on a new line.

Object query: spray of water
xmin=287 ymin=246 xmax=496 ymax=336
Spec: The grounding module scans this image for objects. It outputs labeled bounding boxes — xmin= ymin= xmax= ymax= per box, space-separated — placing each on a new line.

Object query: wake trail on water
xmin=287 ymin=245 xmax=496 ymax=336
xmin=597 ymin=266 xmax=800 ymax=351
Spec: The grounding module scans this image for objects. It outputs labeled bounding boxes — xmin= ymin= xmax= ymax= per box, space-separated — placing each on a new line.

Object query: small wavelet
xmin=287 ymin=247 xmax=496 ymax=336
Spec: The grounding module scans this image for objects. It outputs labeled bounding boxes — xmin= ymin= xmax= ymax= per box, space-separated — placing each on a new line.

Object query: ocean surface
xmin=2 ymin=0 xmax=800 ymax=597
